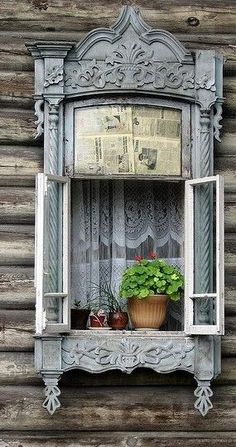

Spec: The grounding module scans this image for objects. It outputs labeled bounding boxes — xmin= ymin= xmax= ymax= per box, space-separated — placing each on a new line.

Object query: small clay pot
xmin=71 ymin=309 xmax=90 ymax=329
xmin=89 ymin=314 xmax=106 ymax=328
xmin=108 ymin=311 xmax=129 ymax=330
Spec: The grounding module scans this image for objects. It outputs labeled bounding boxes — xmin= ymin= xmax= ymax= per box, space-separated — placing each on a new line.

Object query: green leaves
xmin=120 ymin=258 xmax=184 ymax=302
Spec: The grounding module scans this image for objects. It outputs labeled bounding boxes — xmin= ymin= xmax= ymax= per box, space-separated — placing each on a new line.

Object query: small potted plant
xmin=71 ymin=300 xmax=90 ymax=330
xmin=91 ymin=282 xmax=128 ymax=330
xmin=120 ymin=253 xmax=184 ymax=330
xmin=89 ymin=307 xmax=108 ymax=329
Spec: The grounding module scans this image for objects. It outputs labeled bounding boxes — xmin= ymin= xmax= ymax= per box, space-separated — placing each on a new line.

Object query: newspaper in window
xmin=74 ymin=105 xmax=182 ymax=176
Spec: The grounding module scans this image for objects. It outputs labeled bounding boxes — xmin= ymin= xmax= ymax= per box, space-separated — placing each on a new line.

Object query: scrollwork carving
xmin=65 ymin=43 xmax=194 ymax=91
xmin=62 ymin=337 xmax=195 ymax=373
xmin=43 ymin=385 xmax=61 ymax=415
xmin=194 ymin=380 xmax=213 ymax=416
xmin=42 ymin=373 xmax=62 ymax=415
xmin=34 ymin=98 xmax=44 ymax=139
xmin=214 ymin=101 xmax=223 ymax=142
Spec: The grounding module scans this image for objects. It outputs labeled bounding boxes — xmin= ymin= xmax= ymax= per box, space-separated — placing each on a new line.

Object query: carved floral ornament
xmin=62 ymin=338 xmax=195 ymax=372
xmin=42 ymin=44 xmax=218 ymax=106
xmin=65 ymin=43 xmax=195 ymax=91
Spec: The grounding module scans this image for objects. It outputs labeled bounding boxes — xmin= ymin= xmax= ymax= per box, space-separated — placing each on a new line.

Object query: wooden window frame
xmin=35 ymin=173 xmax=71 ymax=335
xmin=184 ymin=175 xmax=224 ymax=335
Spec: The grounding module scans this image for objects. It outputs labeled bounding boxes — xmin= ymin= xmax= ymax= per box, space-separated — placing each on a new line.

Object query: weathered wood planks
xmin=0 ymin=309 xmax=34 ymax=351
xmin=2 ymin=431 xmax=236 ymax=447
xmin=0 ymin=2 xmax=235 ymax=442
xmin=0 ymin=110 xmax=35 ymax=145
xmin=0 ymin=266 xmax=34 ymax=309
xmin=0 ymin=0 xmax=236 ymax=34
xmin=0 ymin=225 xmax=34 ymax=266
xmin=0 ymin=385 xmax=236 ymax=431
xmin=0 ymin=187 xmax=35 ymax=224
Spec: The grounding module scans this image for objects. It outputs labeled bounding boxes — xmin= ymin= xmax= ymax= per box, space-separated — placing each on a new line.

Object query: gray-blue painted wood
xmin=27 ymin=6 xmax=224 ymax=416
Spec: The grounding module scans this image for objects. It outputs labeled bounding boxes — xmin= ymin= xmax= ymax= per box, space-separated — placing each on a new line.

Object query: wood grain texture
xmin=0 ymin=0 xmax=234 ymax=439
xmin=1 ymin=431 xmax=236 ymax=447
xmin=0 ymin=71 xmax=34 ymax=109
xmin=0 ymin=110 xmax=35 ymax=145
xmin=0 ymin=385 xmax=236 ymax=431
xmin=0 ymin=309 xmax=34 ymax=351
xmin=0 ymin=266 xmax=34 ymax=309
xmin=0 ymin=187 xmax=35 ymax=224
xmin=0 ymin=225 xmax=34 ymax=266
xmin=0 ymin=145 xmax=43 ymax=186
xmin=0 ymin=0 xmax=236 ymax=34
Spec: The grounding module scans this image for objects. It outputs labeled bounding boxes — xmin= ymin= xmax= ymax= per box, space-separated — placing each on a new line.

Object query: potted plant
xmin=71 ymin=300 xmax=90 ymax=330
xmin=120 ymin=253 xmax=184 ymax=330
xmin=89 ymin=307 xmax=108 ymax=329
xmin=91 ymin=282 xmax=128 ymax=330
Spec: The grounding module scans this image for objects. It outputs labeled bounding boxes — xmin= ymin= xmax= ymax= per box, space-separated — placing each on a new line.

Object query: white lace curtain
xmin=71 ymin=180 xmax=184 ymax=313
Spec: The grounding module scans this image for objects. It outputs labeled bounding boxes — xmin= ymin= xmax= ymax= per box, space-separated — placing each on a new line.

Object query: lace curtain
xmin=71 ymin=180 xmax=184 ymax=328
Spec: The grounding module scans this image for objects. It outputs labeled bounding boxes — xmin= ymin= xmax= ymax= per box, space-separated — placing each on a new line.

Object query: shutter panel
xmin=35 ymin=174 xmax=70 ymax=335
xmin=184 ymin=175 xmax=224 ymax=335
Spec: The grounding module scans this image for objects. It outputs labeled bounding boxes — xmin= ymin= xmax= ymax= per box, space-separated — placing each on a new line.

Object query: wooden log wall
xmin=0 ymin=1 xmax=236 ymax=445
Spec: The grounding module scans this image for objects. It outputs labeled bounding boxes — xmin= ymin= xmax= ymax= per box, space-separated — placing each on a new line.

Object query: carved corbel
xmin=42 ymin=372 xmax=62 ymax=415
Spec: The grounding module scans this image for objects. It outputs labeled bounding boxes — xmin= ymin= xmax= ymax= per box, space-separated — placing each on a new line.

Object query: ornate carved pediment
xmin=65 ymin=6 xmax=195 ymax=96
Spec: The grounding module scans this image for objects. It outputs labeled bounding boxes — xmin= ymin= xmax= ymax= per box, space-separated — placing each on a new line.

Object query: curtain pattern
xmin=71 ymin=180 xmax=184 ymax=327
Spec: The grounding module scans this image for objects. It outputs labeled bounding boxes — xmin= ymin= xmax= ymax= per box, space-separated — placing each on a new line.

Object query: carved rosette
xmin=44 ymin=64 xmax=63 ymax=88
xmin=62 ymin=337 xmax=195 ymax=373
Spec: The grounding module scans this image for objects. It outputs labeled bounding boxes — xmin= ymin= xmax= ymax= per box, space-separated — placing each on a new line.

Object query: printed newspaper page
xmin=74 ymin=106 xmax=134 ymax=175
xmin=74 ymin=105 xmax=182 ymax=176
xmin=133 ymin=106 xmax=181 ymax=176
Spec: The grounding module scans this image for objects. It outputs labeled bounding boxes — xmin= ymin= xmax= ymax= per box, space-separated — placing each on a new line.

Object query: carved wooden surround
xmin=27 ymin=6 xmax=224 ymax=416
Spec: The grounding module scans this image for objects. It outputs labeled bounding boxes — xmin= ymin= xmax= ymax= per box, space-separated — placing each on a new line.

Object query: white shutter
xmin=184 ymin=175 xmax=224 ymax=335
xmin=35 ymin=174 xmax=70 ymax=335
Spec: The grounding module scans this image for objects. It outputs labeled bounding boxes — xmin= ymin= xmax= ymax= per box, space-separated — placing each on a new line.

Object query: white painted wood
xmin=184 ymin=179 xmax=194 ymax=333
xmin=216 ymin=175 xmax=225 ymax=335
xmin=184 ymin=175 xmax=224 ymax=335
xmin=35 ymin=173 xmax=46 ymax=335
xmin=35 ymin=173 xmax=71 ymax=335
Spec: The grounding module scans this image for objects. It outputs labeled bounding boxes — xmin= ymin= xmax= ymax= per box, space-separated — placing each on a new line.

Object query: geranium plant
xmin=120 ymin=253 xmax=184 ymax=301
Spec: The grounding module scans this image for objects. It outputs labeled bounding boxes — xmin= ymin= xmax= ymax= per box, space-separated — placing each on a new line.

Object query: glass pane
xmin=45 ymin=297 xmax=65 ymax=324
xmin=74 ymin=105 xmax=182 ymax=176
xmin=44 ymin=180 xmax=64 ymax=324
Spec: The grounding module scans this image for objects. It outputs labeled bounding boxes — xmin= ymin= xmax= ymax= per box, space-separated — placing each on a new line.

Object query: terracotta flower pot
xmin=128 ymin=295 xmax=168 ymax=329
xmin=71 ymin=309 xmax=90 ymax=329
xmin=108 ymin=311 xmax=128 ymax=330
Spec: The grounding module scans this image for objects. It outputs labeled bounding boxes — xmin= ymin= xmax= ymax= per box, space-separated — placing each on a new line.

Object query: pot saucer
xmin=88 ymin=327 xmax=112 ymax=330
xmin=134 ymin=328 xmax=160 ymax=331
